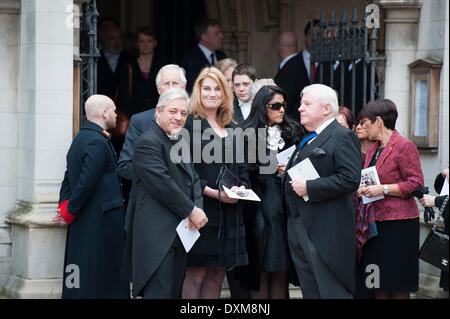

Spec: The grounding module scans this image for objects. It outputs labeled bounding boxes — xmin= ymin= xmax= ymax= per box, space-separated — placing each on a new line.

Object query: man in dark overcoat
xmin=282 ymin=84 xmax=361 ymax=298
xmin=129 ymin=88 xmax=208 ymax=298
xmin=52 ymin=94 xmax=129 ymax=299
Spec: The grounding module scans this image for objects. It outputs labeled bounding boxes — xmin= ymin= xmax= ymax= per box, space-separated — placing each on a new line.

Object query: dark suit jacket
xmin=182 ymin=45 xmax=227 ymax=92
xmin=274 ymin=52 xmax=310 ymax=121
xmin=59 ymin=121 xmax=128 ymax=298
xmin=233 ymin=96 xmax=245 ymax=127
xmin=97 ymin=49 xmax=133 ymax=100
xmin=282 ymin=119 xmax=361 ymax=293
xmin=129 ymin=123 xmax=203 ymax=297
xmin=118 ymin=108 xmax=156 ymax=181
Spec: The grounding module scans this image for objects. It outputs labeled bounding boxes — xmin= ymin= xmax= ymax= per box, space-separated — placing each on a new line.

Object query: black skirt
xmin=357 ymin=218 xmax=419 ymax=293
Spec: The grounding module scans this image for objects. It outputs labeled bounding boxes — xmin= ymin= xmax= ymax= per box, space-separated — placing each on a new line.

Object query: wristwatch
xmin=383 ymin=185 xmax=389 ymax=195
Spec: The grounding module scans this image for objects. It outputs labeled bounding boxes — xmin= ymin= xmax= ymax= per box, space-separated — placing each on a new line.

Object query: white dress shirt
xmin=198 ymin=44 xmax=215 ymax=65
xmin=302 ymin=50 xmax=318 ymax=80
xmin=103 ymin=50 xmax=120 ymax=73
xmin=308 ymin=117 xmax=335 ymax=145
xmin=279 ymin=53 xmax=298 ymax=70
xmin=238 ymin=100 xmax=252 ymax=120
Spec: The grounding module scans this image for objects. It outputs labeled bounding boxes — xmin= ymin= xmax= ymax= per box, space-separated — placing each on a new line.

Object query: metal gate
xmin=310 ymin=5 xmax=385 ymax=116
xmin=79 ymin=0 xmax=100 ymax=127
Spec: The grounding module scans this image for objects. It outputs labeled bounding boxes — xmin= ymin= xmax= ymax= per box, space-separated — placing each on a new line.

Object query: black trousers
xmin=142 ymin=237 xmax=187 ymax=299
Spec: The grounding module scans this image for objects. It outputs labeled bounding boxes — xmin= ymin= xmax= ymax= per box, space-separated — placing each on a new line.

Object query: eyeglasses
xmin=266 ymin=101 xmax=286 ymax=111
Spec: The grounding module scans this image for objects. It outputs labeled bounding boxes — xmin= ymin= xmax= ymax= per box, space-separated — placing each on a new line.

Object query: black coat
xmin=128 ymin=123 xmax=203 ymax=297
xmin=97 ymin=49 xmax=133 ymax=100
xmin=59 ymin=121 xmax=128 ymax=299
xmin=117 ymin=57 xmax=162 ymax=118
xmin=274 ymin=52 xmax=310 ymax=121
xmin=232 ymin=96 xmax=245 ymax=127
xmin=237 ymin=123 xmax=303 ymax=290
xmin=182 ymin=45 xmax=227 ymax=93
xmin=282 ymin=120 xmax=361 ymax=294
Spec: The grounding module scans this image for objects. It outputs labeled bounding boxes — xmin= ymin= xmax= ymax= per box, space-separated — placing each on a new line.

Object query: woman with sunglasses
xmin=242 ymin=85 xmax=304 ymax=298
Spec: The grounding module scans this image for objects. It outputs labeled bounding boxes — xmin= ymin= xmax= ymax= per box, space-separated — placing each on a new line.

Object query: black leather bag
xmin=215 ymin=165 xmax=242 ymax=190
xmin=419 ymin=195 xmax=449 ymax=273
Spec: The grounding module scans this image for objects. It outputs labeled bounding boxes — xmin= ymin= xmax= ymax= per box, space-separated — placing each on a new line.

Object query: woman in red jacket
xmin=356 ymin=99 xmax=424 ymax=299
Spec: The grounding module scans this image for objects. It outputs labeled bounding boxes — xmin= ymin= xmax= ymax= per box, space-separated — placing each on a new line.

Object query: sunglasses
xmin=266 ymin=101 xmax=286 ymax=111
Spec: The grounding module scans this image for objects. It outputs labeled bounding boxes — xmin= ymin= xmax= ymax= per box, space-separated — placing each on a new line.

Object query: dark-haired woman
xmin=117 ymin=26 xmax=162 ymax=118
xmin=242 ymin=85 xmax=304 ymax=299
xmin=356 ymin=99 xmax=424 ymax=299
xmin=336 ymin=106 xmax=355 ymax=130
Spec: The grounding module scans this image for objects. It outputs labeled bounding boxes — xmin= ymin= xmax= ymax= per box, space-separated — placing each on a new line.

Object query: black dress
xmin=184 ymin=116 xmax=250 ymax=269
xmin=357 ymin=147 xmax=419 ymax=295
xmin=117 ymin=56 xmax=162 ymax=118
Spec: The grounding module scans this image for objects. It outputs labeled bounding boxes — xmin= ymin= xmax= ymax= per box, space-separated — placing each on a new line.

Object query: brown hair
xmin=232 ymin=63 xmax=257 ymax=82
xmin=359 ymin=99 xmax=398 ymax=130
xmin=190 ymin=67 xmax=235 ymax=127
xmin=338 ymin=106 xmax=355 ymax=129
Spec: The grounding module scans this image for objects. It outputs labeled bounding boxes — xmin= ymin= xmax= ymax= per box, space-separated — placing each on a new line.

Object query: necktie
xmin=298 ymin=132 xmax=318 ymax=150
xmin=210 ymin=52 xmax=216 ymax=65
xmin=312 ymin=63 xmax=317 ymax=82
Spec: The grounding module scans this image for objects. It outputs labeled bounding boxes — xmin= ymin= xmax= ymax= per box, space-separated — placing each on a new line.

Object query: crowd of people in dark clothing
xmin=53 ymin=17 xmax=448 ymax=300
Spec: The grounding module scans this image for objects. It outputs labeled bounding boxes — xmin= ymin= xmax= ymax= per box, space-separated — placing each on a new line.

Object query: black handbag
xmin=215 ymin=165 xmax=242 ymax=190
xmin=419 ymin=195 xmax=449 ymax=272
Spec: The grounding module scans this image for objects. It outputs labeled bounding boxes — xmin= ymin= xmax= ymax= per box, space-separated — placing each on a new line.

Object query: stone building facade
xmin=0 ymin=0 xmax=448 ymax=298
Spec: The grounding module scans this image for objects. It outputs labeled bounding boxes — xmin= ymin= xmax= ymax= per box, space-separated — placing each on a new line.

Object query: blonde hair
xmin=190 ymin=67 xmax=235 ymax=127
xmin=215 ymin=58 xmax=238 ymax=74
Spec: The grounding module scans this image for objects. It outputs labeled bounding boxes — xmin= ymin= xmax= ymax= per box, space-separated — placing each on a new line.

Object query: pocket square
xmin=311 ymin=147 xmax=327 ymax=158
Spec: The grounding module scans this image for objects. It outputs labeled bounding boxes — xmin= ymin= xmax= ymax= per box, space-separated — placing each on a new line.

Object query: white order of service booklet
xmin=440 ymin=176 xmax=449 ymax=196
xmin=222 ymin=185 xmax=261 ymax=202
xmin=276 ymin=145 xmax=296 ymax=165
xmin=176 ymin=217 xmax=200 ymax=253
xmin=287 ymin=157 xmax=320 ymax=202
xmin=360 ymin=166 xmax=384 ymax=204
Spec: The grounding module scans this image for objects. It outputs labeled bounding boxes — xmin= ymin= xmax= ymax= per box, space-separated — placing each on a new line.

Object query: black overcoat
xmin=59 ymin=121 xmax=128 ymax=299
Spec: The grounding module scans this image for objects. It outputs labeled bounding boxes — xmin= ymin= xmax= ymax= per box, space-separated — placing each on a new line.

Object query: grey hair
xmin=301 ymin=84 xmax=339 ymax=114
xmin=249 ymin=78 xmax=276 ymax=100
xmin=156 ymin=87 xmax=190 ymax=112
xmin=155 ymin=64 xmax=187 ymax=87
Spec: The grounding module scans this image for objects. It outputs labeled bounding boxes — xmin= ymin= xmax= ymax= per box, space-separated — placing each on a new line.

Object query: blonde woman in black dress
xmin=182 ymin=67 xmax=250 ymax=299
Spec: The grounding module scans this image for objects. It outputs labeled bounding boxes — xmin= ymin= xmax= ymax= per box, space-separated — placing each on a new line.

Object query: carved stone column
xmin=377 ymin=0 xmax=421 ymax=137
xmin=4 ymin=0 xmax=73 ymax=298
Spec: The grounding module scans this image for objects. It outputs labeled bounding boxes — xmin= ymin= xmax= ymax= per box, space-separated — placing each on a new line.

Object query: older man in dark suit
xmin=118 ymin=64 xmax=187 ymax=283
xmin=282 ymin=84 xmax=361 ymax=299
xmin=182 ymin=18 xmax=227 ymax=92
xmin=129 ymin=88 xmax=208 ymax=298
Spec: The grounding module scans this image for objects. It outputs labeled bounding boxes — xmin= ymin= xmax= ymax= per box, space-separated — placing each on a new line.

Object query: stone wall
xmin=0 ymin=0 xmax=20 ymax=291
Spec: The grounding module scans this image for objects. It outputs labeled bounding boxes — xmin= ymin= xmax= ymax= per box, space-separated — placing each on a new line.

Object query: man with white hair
xmin=118 ymin=64 xmax=187 ymax=180
xmin=281 ymin=84 xmax=361 ymax=299
xmin=128 ymin=88 xmax=208 ymax=298
xmin=53 ymin=94 xmax=129 ymax=298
